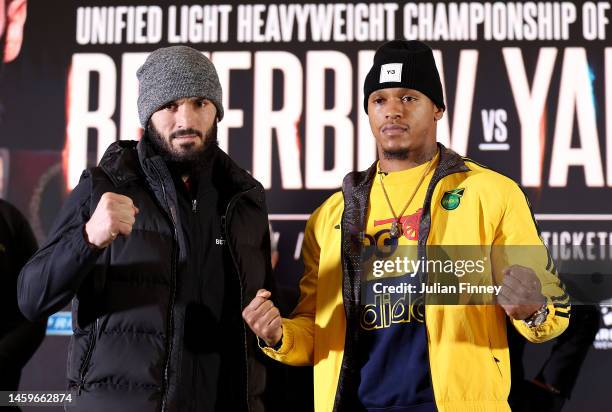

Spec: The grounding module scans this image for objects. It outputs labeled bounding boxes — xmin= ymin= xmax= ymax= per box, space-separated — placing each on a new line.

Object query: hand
xmin=242 ymin=289 xmax=283 ymax=347
xmin=84 ymin=192 xmax=139 ymax=249
xmin=497 ymin=265 xmax=546 ymax=320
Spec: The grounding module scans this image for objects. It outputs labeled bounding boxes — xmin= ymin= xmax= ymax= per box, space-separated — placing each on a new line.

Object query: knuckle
xmin=99 ymin=198 xmax=110 ymax=210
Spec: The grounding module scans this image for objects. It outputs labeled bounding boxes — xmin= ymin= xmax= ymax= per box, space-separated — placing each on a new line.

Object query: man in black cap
xmin=242 ymin=40 xmax=570 ymax=411
xmin=18 ymin=46 xmax=273 ymax=412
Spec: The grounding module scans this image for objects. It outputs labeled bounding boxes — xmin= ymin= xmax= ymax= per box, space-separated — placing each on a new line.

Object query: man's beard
xmin=382 ymin=146 xmax=437 ymax=163
xmin=382 ymin=149 xmax=410 ymax=160
xmin=146 ymin=122 xmax=218 ymax=176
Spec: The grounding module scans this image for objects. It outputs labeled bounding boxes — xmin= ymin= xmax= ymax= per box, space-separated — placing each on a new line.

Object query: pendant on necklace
xmin=389 ymin=220 xmax=402 ymax=238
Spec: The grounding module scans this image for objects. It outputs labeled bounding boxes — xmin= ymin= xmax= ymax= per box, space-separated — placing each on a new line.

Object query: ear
xmin=433 ymin=105 xmax=444 ymax=122
xmin=3 ymin=0 xmax=27 ymax=63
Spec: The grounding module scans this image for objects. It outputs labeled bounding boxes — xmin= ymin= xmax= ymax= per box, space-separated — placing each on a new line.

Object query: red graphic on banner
xmin=374 ymin=208 xmax=423 ymax=241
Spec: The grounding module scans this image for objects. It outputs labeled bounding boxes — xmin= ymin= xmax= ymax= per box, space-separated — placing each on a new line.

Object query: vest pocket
xmin=484 ymin=305 xmax=506 ymax=381
xmin=77 ymin=318 xmax=99 ymax=393
xmin=487 ymin=337 xmax=504 ymax=380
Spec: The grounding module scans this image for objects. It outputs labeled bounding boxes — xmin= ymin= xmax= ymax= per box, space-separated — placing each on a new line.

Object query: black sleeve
xmin=17 ymin=171 xmax=103 ymax=321
xmin=536 ymin=304 xmax=601 ymax=396
xmin=0 ymin=201 xmax=46 ymax=371
xmin=261 ymin=204 xmax=276 ymax=298
xmin=0 ymin=319 xmax=46 ymax=371
xmin=12 ymin=204 xmax=38 ymax=269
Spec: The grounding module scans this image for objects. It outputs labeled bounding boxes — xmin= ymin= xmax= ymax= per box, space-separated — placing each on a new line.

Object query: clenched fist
xmin=242 ymin=289 xmax=283 ymax=347
xmin=497 ymin=264 xmax=546 ymax=320
xmin=84 ymin=192 xmax=139 ymax=249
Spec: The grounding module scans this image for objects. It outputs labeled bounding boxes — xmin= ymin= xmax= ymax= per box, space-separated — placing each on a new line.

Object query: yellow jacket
xmin=263 ymin=145 xmax=570 ymax=412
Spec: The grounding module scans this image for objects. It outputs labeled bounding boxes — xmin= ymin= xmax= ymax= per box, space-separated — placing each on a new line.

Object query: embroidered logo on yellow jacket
xmin=262 ymin=145 xmax=570 ymax=412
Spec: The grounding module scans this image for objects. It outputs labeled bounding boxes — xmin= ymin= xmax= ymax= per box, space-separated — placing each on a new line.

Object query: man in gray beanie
xmin=18 ymin=45 xmax=274 ymax=412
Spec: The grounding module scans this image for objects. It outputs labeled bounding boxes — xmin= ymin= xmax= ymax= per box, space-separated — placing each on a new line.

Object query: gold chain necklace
xmin=378 ymin=157 xmax=435 ymax=239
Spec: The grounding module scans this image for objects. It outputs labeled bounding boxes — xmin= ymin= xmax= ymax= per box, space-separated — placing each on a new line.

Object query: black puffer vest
xmin=67 ymin=140 xmax=273 ymax=412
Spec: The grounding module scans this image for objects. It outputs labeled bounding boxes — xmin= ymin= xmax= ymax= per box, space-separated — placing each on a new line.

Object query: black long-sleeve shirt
xmin=0 ymin=199 xmax=46 ymax=390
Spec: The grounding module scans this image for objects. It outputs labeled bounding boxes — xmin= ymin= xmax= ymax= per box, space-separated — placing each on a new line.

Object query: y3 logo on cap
xmin=380 ymin=63 xmax=403 ymax=83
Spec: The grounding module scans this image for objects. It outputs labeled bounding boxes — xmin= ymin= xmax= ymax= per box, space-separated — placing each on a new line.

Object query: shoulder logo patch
xmin=441 ymin=188 xmax=465 ymax=210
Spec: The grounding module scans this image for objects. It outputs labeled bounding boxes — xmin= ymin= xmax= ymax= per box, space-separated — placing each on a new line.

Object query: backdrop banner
xmin=1 ymin=1 xmax=610 ymax=410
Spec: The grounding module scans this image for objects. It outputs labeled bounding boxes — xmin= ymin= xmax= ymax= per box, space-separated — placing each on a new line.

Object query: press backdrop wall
xmin=1 ymin=1 xmax=611 ymax=410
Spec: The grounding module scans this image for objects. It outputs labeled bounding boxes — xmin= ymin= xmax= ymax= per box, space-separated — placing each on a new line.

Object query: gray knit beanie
xmin=137 ymin=46 xmax=224 ymax=128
